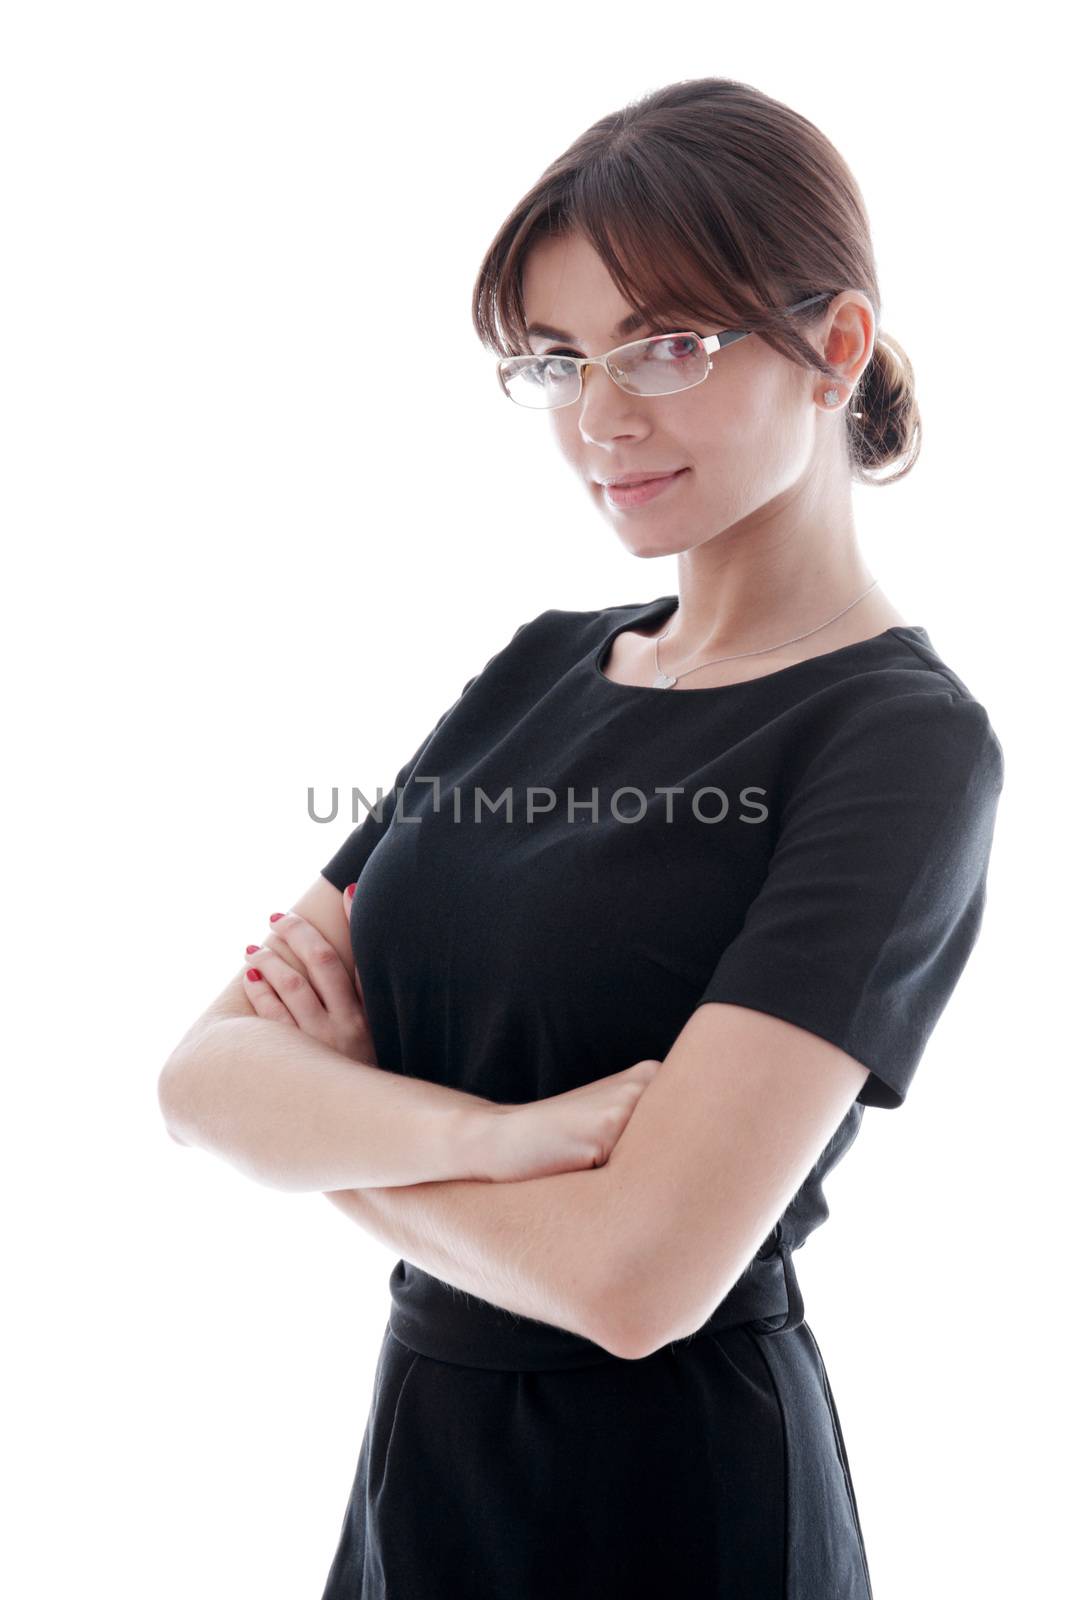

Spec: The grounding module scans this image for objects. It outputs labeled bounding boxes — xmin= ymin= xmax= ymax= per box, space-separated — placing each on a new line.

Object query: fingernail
xmin=345 ymin=883 xmax=356 ymax=896
xmin=245 ymin=944 xmax=260 ymax=954
xmin=269 ymin=912 xmax=285 ymax=923
xmin=247 ymin=969 xmax=262 ymax=982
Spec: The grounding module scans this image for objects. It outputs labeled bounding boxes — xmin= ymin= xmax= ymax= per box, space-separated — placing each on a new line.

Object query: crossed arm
xmin=318 ymin=1000 xmax=870 ymax=1362
xmin=322 ymin=1162 xmax=624 ymax=1355
xmin=161 ymin=880 xmax=870 ymax=1362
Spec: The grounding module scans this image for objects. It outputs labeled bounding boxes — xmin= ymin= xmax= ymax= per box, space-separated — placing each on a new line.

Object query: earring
xmin=823 ymin=387 xmax=840 ymax=407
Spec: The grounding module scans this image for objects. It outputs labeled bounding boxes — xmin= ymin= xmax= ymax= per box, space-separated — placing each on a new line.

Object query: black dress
xmin=317 ymin=596 xmax=1005 ymax=1599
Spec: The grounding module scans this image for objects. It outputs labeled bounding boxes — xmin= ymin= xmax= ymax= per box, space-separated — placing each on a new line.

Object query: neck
xmin=663 ymin=517 xmax=892 ymax=665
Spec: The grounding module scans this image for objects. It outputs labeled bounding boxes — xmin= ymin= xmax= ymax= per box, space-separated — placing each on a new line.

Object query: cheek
xmin=679 ymin=383 xmax=808 ymax=507
xmin=687 ymin=368 xmax=801 ymax=460
xmin=551 ymin=416 xmax=584 ymax=468
xmin=673 ymin=382 xmax=751 ymax=460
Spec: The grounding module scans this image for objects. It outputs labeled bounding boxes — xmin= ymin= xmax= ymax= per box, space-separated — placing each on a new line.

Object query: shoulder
xmin=786 ymin=682 xmax=1005 ymax=847
xmin=792 ymin=627 xmax=1004 ymax=792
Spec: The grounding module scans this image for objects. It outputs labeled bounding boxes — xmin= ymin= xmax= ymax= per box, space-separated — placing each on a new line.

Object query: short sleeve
xmin=696 ymin=688 xmax=1005 ymax=1110
xmin=319 ymin=615 xmax=533 ymax=891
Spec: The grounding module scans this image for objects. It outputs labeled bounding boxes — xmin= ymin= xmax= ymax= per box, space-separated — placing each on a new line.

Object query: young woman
xmin=159 ymin=77 xmax=1005 ymax=1598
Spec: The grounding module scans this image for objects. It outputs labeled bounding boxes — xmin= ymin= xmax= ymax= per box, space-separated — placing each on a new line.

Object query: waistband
xmin=387 ymin=1223 xmax=804 ymax=1371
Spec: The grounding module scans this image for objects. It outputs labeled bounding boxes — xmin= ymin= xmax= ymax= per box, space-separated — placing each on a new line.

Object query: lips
xmin=601 ymin=469 xmax=689 ymax=508
xmin=602 ymin=469 xmax=686 ymax=487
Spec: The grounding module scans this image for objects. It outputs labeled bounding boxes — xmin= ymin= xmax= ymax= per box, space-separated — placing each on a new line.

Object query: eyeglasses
xmin=497 ymin=292 xmax=833 ymax=410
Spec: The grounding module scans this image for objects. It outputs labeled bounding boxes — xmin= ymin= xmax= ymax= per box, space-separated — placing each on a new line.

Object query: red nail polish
xmin=245 ymin=944 xmax=260 ymax=954
xmin=345 ymin=883 xmax=356 ymax=896
xmin=247 ymin=968 xmax=262 ymax=981
xmin=269 ymin=912 xmax=284 ymax=923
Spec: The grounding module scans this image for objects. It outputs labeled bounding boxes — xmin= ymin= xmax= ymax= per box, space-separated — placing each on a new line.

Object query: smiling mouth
xmin=603 ymin=470 xmax=686 ymax=487
xmin=598 ymin=469 xmax=692 ymax=510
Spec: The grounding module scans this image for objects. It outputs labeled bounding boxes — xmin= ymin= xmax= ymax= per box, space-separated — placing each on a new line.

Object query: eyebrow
xmin=526 ymin=310 xmax=652 ymax=345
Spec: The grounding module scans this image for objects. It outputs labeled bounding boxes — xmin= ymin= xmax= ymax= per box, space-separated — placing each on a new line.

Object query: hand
xmin=243 ymin=887 xmax=378 ymax=1065
xmin=479 ymin=1059 xmax=663 ymax=1183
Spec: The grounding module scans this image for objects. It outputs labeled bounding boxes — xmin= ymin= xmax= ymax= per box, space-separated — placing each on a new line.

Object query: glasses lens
xmin=498 ymin=335 xmax=708 ymax=409
xmin=499 ymin=354 xmax=580 ymax=409
xmin=612 ymin=334 xmax=707 ymax=395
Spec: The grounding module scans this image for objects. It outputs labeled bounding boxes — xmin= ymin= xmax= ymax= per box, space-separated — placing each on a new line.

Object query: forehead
xmin=521 ymin=232 xmax=650 ymax=346
xmin=519 ymin=231 xmax=717 ymax=348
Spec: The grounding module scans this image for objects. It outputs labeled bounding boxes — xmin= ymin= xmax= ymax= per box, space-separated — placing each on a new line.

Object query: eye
xmin=649 ymin=334 xmax=702 ymax=360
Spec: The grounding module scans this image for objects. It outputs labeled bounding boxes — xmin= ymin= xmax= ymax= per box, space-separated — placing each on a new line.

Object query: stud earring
xmin=823 ymin=387 xmax=840 ymax=407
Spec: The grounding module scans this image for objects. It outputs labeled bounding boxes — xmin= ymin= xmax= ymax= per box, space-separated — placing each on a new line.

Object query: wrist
xmin=456 ymin=1101 xmax=507 ymax=1183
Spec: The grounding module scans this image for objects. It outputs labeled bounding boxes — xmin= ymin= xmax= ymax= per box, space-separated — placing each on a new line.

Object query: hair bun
xmin=849 ymin=332 xmax=921 ymax=482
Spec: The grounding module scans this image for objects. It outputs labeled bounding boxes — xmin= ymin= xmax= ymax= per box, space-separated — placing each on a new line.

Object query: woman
xmin=159 ymin=78 xmax=1005 ymax=1598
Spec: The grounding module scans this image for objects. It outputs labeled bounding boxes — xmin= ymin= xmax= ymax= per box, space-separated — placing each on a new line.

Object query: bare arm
xmin=157 ymin=875 xmax=652 ymax=1197
xmin=322 ymin=1165 xmax=623 ymax=1353
xmin=320 ymin=1006 xmax=873 ymax=1364
xmin=159 ymin=1014 xmax=498 ymax=1193
xmin=157 ymin=873 xmax=498 ymax=1193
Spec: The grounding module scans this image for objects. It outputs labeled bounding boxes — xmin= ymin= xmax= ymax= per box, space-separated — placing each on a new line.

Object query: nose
xmin=575 ymin=363 xmax=647 ymax=441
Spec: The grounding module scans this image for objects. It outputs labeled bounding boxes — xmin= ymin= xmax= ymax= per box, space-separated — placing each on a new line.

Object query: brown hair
xmin=471 ymin=77 xmax=919 ymax=486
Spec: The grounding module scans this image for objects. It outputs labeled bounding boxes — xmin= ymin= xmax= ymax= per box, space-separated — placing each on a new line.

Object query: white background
xmin=3 ymin=4 xmax=1061 ymax=1596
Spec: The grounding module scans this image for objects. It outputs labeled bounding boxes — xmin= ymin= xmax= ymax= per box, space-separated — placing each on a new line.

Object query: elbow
xmin=578 ymin=1175 xmax=706 ymax=1362
xmin=583 ymin=1247 xmax=671 ymax=1364
xmin=592 ymin=1318 xmax=653 ymax=1364
xmin=600 ymin=1305 xmax=706 ymax=1364
xmin=589 ymin=1294 xmax=664 ymax=1363
xmin=588 ymin=1248 xmax=712 ymax=1364
xmin=157 ymin=1054 xmax=195 ymax=1145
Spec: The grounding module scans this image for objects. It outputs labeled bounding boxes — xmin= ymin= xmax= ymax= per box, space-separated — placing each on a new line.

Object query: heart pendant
xmin=653 ymin=673 xmax=677 ymax=689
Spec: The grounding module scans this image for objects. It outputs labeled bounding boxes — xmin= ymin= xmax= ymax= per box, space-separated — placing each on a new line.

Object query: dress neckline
xmin=591 ymin=595 xmax=928 ymax=696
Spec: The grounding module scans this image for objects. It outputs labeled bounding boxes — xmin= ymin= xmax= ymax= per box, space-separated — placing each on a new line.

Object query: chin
xmin=612 ymin=526 xmax=697 ymax=561
xmin=620 ymin=540 xmax=680 ymax=560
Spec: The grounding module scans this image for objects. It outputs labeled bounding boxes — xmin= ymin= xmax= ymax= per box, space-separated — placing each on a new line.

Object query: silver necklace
xmin=651 ymin=578 xmax=882 ymax=689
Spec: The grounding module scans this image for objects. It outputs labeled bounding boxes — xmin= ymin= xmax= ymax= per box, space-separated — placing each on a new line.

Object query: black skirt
xmin=319 ymin=1243 xmax=874 ymax=1599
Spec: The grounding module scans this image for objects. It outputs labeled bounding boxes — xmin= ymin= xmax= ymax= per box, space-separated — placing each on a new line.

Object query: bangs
xmin=468 ymin=76 xmax=915 ymax=484
xmin=475 ymin=138 xmax=809 ymax=362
